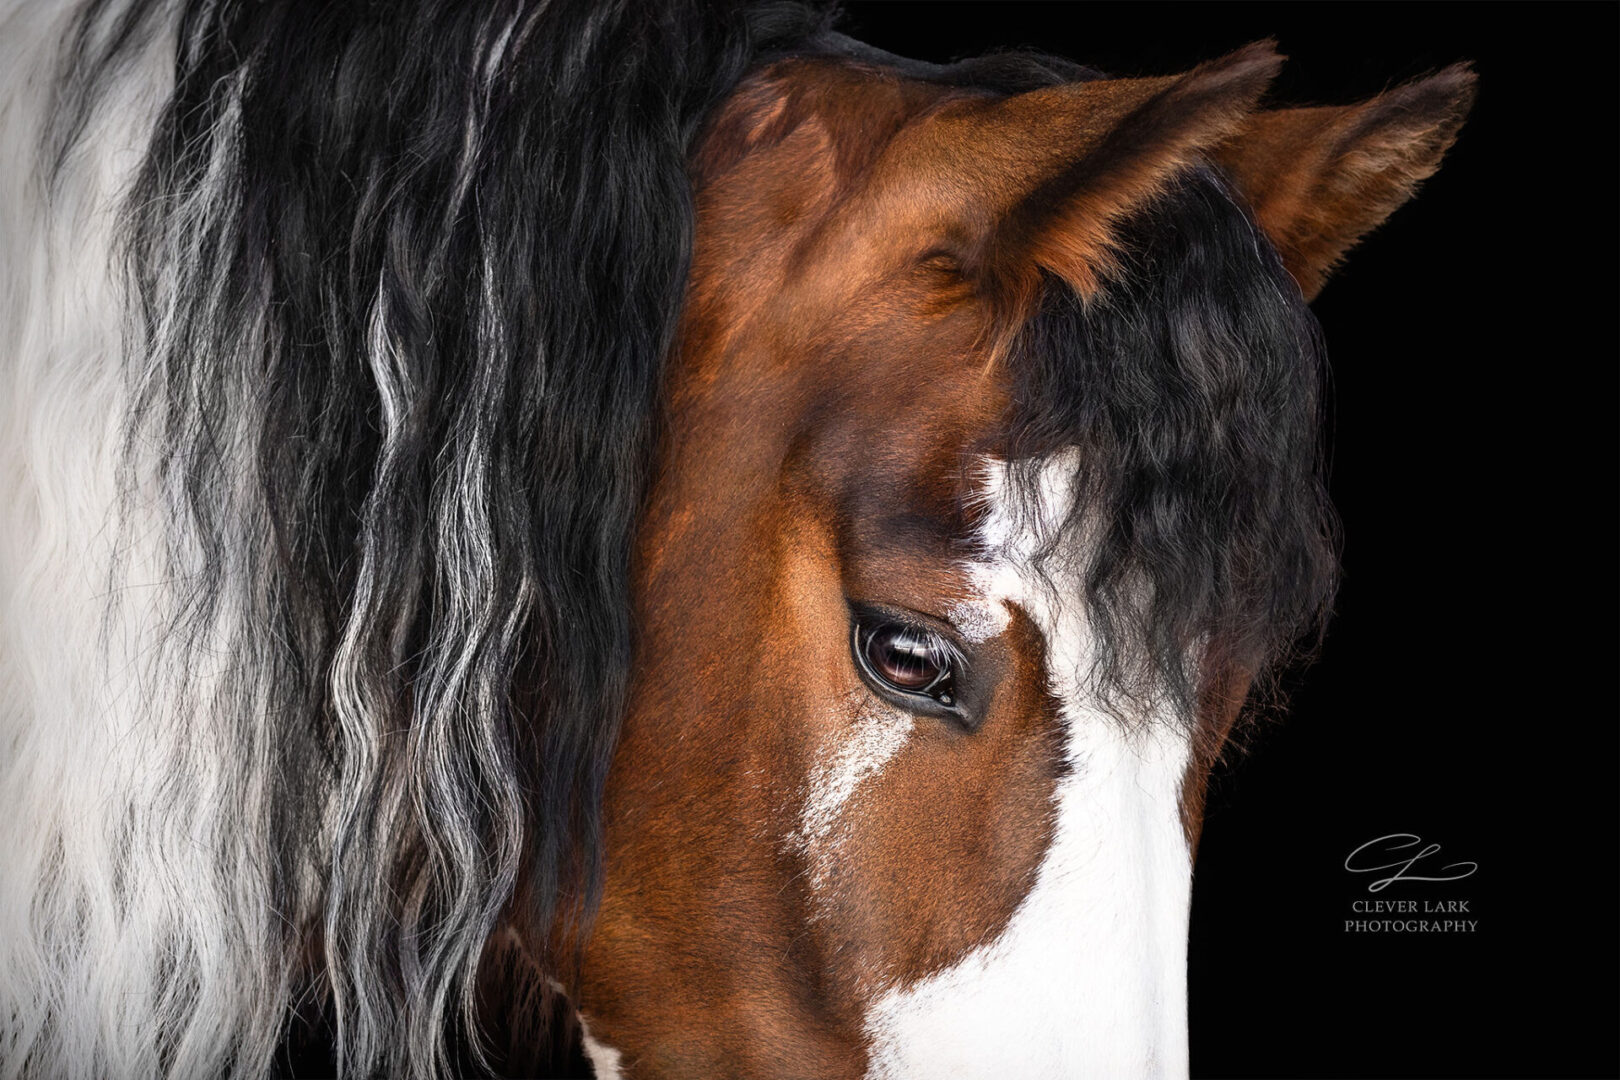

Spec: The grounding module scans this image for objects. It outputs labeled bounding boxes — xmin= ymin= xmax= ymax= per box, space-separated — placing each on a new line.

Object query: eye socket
xmin=851 ymin=612 xmax=959 ymax=709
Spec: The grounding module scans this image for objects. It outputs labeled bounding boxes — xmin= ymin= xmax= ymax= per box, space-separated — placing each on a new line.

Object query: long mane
xmin=5 ymin=2 xmax=831 ymax=1076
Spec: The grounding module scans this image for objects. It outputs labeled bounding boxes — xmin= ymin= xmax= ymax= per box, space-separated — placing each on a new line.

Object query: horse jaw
xmin=861 ymin=455 xmax=1194 ymax=1080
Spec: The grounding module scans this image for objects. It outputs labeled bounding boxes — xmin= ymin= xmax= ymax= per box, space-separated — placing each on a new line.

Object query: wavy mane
xmin=1004 ymin=171 xmax=1337 ymax=728
xmin=10 ymin=2 xmax=831 ymax=1076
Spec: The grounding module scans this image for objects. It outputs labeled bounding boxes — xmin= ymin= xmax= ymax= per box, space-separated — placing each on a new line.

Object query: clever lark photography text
xmin=1343 ymin=834 xmax=1478 ymax=934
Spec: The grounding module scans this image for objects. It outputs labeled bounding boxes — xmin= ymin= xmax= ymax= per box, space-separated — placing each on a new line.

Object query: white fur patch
xmin=577 ymin=1012 xmax=624 ymax=1080
xmin=794 ymin=696 xmax=916 ymax=892
xmin=862 ymin=456 xmax=1194 ymax=1079
xmin=946 ymin=595 xmax=1009 ymax=644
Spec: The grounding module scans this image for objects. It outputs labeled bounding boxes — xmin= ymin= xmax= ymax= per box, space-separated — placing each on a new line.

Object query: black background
xmin=838 ymin=4 xmax=1619 ymax=1078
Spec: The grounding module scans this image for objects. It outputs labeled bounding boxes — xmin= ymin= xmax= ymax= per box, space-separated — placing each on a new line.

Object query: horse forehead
xmin=691 ymin=61 xmax=999 ymax=276
xmin=956 ymin=454 xmax=1087 ymax=643
xmin=707 ymin=59 xmax=977 ymax=195
xmin=702 ymin=60 xmax=1159 ymax=256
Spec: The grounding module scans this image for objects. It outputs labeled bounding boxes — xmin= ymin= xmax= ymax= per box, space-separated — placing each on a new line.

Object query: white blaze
xmin=864 ymin=455 xmax=1194 ymax=1079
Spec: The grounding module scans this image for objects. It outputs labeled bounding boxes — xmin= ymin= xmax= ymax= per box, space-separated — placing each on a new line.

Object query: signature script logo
xmin=1344 ymin=833 xmax=1478 ymax=892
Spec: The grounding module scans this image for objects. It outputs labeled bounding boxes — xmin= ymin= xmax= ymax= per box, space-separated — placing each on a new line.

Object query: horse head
xmin=561 ymin=40 xmax=1474 ymax=1079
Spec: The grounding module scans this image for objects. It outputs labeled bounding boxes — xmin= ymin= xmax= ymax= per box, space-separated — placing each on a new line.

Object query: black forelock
xmin=1002 ymin=167 xmax=1339 ymax=724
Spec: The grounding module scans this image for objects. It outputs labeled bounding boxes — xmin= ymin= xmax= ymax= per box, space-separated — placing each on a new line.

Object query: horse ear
xmin=1210 ymin=65 xmax=1477 ymax=299
xmin=972 ymin=41 xmax=1284 ymax=303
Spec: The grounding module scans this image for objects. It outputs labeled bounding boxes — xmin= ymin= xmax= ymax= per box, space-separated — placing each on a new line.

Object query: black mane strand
xmin=1004 ymin=168 xmax=1339 ymax=726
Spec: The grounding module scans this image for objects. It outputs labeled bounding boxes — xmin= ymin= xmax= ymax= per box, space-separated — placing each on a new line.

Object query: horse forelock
xmin=1003 ymin=168 xmax=1338 ymax=722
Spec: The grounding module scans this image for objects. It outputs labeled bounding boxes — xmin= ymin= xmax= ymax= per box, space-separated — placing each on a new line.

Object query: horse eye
xmin=852 ymin=615 xmax=958 ymax=708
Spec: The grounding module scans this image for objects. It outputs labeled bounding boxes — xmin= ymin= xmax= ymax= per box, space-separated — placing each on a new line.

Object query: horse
xmin=0 ymin=1 xmax=1474 ymax=1077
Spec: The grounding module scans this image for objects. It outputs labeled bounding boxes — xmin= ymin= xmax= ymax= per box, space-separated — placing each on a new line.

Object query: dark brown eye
xmin=865 ymin=625 xmax=945 ymax=690
xmin=852 ymin=614 xmax=958 ymax=708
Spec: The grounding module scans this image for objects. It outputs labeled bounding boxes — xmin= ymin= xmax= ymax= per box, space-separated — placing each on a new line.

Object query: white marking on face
xmin=577 ymin=1012 xmax=624 ymax=1080
xmin=795 ymin=696 xmax=915 ymax=891
xmin=863 ymin=455 xmax=1194 ymax=1079
xmin=946 ymin=595 xmax=1008 ymax=644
